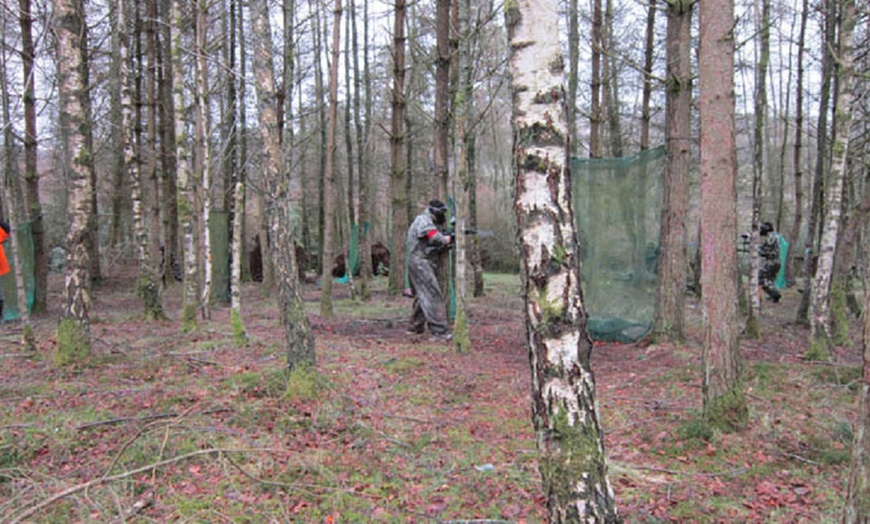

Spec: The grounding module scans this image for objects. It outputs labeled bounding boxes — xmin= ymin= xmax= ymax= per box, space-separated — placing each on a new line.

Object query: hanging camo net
xmin=1 ymin=221 xmax=36 ymax=321
xmin=210 ymin=210 xmax=230 ymax=304
xmin=572 ymin=146 xmax=666 ymax=343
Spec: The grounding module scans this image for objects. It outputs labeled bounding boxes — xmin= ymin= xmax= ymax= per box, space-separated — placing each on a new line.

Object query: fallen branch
xmin=438 ymin=520 xmax=514 ymax=524
xmin=75 ymin=407 xmax=230 ymax=431
xmin=8 ymin=447 xmax=286 ymax=524
xmin=781 ymin=451 xmax=823 ymax=466
xmin=186 ymin=356 xmax=219 ymax=367
xmin=629 ymin=464 xmax=748 ymax=478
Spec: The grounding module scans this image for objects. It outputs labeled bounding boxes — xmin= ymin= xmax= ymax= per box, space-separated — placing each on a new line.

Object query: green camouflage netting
xmin=572 ymin=147 xmax=666 ymax=343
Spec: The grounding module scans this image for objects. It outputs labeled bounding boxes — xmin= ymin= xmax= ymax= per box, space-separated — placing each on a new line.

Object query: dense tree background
xmin=0 ymin=0 xmax=863 ymax=301
xmin=0 ymin=0 xmax=868 ymax=518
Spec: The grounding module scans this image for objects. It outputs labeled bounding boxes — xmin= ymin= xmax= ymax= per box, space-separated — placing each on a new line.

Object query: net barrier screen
xmin=572 ymin=146 xmax=666 ymax=342
xmin=1 ymin=221 xmax=36 ymax=320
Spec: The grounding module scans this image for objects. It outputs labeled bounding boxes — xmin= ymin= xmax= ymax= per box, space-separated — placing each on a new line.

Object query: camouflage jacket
xmin=759 ymin=233 xmax=780 ymax=263
xmin=406 ymin=211 xmax=451 ymax=263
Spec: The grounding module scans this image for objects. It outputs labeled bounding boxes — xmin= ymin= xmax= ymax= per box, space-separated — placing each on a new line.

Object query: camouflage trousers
xmin=407 ymin=256 xmax=449 ymax=335
xmin=759 ymin=261 xmax=781 ymax=302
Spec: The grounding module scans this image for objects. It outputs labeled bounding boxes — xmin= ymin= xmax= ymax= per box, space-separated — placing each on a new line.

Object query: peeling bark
xmin=507 ymin=0 xmax=619 ymax=520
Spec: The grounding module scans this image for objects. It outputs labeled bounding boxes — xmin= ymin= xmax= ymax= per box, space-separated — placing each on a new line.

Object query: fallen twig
xmin=781 ymin=451 xmax=823 ymax=466
xmin=75 ymin=407 xmax=230 ymax=431
xmin=8 ymin=447 xmax=286 ymax=524
xmin=438 ymin=520 xmax=514 ymax=524
xmin=630 ymin=464 xmax=749 ymax=478
xmin=186 ymin=356 xmax=219 ymax=367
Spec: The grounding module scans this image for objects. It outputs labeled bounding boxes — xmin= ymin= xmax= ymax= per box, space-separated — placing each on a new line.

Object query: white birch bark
xmin=118 ymin=0 xmax=163 ymax=320
xmin=172 ymin=0 xmax=199 ymax=331
xmin=506 ymin=0 xmax=618 ymax=520
xmin=196 ymin=0 xmax=213 ymax=319
xmin=809 ymin=0 xmax=856 ymax=356
xmin=54 ymin=0 xmax=93 ymax=355
xmin=250 ymin=0 xmax=315 ymax=368
xmin=231 ymin=179 xmax=244 ymax=312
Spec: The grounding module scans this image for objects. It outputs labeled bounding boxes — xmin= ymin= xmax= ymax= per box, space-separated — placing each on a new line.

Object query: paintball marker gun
xmin=444 ymin=217 xmax=494 ymax=240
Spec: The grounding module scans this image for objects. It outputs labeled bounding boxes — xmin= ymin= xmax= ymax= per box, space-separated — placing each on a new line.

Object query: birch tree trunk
xmin=226 ymin=0 xmax=244 ymax=330
xmin=506 ymin=0 xmax=619 ymax=519
xmin=250 ymin=0 xmax=315 ymax=369
xmin=653 ymin=0 xmax=693 ymax=344
xmin=797 ymin=0 xmax=834 ymax=325
xmin=319 ymin=0 xmax=342 ymax=317
xmin=119 ymin=0 xmax=164 ymax=320
xmin=238 ymin=0 xmax=253 ymax=287
xmin=196 ymin=0 xmax=213 ymax=319
xmin=698 ymin=0 xmax=747 ymax=431
xmin=172 ymin=0 xmax=199 ymax=332
xmin=230 ymin=175 xmax=245 ymax=341
xmin=55 ymin=0 xmax=93 ymax=362
xmin=809 ymin=0 xmax=855 ymax=360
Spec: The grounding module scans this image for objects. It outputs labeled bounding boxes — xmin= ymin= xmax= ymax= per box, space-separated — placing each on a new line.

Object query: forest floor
xmin=0 ymin=267 xmax=862 ymax=523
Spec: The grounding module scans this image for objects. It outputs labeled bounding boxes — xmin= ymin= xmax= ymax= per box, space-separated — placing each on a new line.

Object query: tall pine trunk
xmin=1 ymin=43 xmax=35 ymax=351
xmin=698 ymin=0 xmax=747 ymax=431
xmin=319 ymin=0 xmax=342 ymax=316
xmin=353 ymin=0 xmax=373 ymax=300
xmin=433 ymin=0 xmax=450 ymax=197
xmin=18 ymin=0 xmax=47 ymax=313
xmin=785 ymin=0 xmax=808 ymax=287
xmin=388 ymin=0 xmax=408 ymax=295
xmin=653 ymin=0 xmax=693 ymax=344
xmin=746 ymin=0 xmax=770 ymax=338
xmin=451 ymin=0 xmax=471 ymax=353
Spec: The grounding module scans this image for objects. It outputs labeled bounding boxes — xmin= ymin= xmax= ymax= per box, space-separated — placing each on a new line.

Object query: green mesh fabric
xmin=210 ymin=211 xmax=230 ymax=303
xmin=1 ymin=221 xmax=36 ymax=320
xmin=572 ymin=147 xmax=666 ymax=342
xmin=776 ymin=234 xmax=788 ymax=289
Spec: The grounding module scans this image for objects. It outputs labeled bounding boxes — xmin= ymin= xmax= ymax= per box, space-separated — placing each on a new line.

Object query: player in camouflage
xmin=758 ymin=221 xmax=781 ymax=303
xmin=406 ymin=200 xmax=452 ymax=339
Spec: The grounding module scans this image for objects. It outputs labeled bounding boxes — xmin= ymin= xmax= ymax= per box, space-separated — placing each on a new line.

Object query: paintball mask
xmin=428 ymin=199 xmax=448 ymax=226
